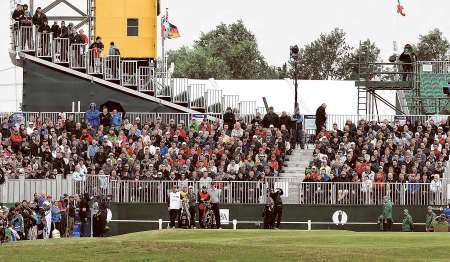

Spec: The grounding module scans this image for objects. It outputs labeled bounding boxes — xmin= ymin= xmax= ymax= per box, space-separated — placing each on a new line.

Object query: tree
xmin=346 ymin=39 xmax=381 ymax=80
xmin=167 ymin=20 xmax=278 ymax=79
xmin=293 ymin=28 xmax=353 ymax=80
xmin=415 ymin=28 xmax=450 ymax=61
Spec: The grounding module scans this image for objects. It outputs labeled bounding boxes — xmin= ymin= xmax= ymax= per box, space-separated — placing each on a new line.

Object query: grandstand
xmin=2 ymin=1 xmax=450 ymax=257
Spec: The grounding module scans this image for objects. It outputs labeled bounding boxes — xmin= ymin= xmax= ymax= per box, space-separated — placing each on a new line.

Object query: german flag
xmin=168 ymin=23 xmax=180 ymax=39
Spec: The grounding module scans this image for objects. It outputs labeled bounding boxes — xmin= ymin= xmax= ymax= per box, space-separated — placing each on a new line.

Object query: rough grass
xmin=1 ymin=230 xmax=450 ymax=262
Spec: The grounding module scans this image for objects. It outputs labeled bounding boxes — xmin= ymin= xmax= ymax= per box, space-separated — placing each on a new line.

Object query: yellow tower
xmin=95 ymin=0 xmax=158 ymax=59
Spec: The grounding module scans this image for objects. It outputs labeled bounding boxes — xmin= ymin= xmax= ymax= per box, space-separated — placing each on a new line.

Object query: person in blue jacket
xmin=85 ymin=103 xmax=100 ymax=128
xmin=111 ymin=109 xmax=122 ymax=130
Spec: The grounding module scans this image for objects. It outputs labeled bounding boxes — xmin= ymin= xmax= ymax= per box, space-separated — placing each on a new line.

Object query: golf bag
xmin=262 ymin=204 xmax=274 ymax=229
xmin=179 ymin=203 xmax=190 ymax=229
xmin=204 ymin=205 xmax=216 ymax=229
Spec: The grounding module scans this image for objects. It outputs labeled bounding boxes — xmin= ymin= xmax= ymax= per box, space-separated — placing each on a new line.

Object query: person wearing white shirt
xmin=72 ymin=165 xmax=86 ymax=182
xmin=430 ymin=174 xmax=442 ymax=205
xmin=168 ymin=185 xmax=181 ymax=229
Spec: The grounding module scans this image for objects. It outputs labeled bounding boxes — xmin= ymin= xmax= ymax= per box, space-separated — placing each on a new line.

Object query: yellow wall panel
xmin=95 ymin=0 xmax=157 ymax=59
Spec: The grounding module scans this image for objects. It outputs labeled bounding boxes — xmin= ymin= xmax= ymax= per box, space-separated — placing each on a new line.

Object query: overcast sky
xmin=1 ymin=0 xmax=450 ymax=110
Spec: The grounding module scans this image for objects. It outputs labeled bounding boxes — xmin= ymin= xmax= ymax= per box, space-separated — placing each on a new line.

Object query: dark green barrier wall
xmin=109 ymin=204 xmax=430 ymax=235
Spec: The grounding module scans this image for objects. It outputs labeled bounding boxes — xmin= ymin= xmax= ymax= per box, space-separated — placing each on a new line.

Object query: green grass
xmin=1 ymin=230 xmax=450 ymax=262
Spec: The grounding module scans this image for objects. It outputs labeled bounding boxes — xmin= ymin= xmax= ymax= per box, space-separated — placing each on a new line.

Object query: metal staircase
xmin=10 ymin=24 xmax=259 ymax=117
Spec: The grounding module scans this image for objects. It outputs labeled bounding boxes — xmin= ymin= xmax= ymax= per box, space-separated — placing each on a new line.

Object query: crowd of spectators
xmin=0 ymin=192 xmax=109 ymax=242
xmin=0 ymin=104 xmax=293 ymax=186
xmin=306 ymin=118 xmax=448 ymax=186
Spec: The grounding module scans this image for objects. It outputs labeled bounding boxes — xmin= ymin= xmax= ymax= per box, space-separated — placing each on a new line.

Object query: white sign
xmin=274 ymin=182 xmax=289 ymax=198
xmin=192 ymin=114 xmax=205 ymax=122
xmin=304 ymin=115 xmax=316 ymax=130
xmin=422 ymin=64 xmax=433 ymax=72
xmin=220 ymin=209 xmax=229 ymax=225
xmin=332 ymin=210 xmax=348 ymax=225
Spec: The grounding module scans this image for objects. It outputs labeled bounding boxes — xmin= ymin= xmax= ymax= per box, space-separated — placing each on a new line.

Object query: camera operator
xmin=270 ymin=188 xmax=283 ymax=229
xmin=79 ymin=193 xmax=91 ymax=237
xmin=93 ymin=196 xmax=109 ymax=237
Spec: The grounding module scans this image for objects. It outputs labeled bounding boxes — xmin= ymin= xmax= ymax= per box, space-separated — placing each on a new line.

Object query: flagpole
xmin=162 ymin=8 xmax=168 ymax=89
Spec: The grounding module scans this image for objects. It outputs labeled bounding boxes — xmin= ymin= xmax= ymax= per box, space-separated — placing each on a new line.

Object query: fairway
xmin=1 ymin=230 xmax=450 ymax=262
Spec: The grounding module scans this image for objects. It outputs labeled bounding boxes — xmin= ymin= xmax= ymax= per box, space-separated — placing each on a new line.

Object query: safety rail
xmin=138 ymin=66 xmax=154 ymax=92
xmin=1 ymin=174 xmax=448 ymax=205
xmin=86 ymin=48 xmax=104 ymax=75
xmin=52 ymin=38 xmax=70 ymax=64
xmin=223 ymin=95 xmax=239 ymax=111
xmin=171 ymin=78 xmax=190 ymax=104
xmin=206 ymin=89 xmax=223 ymax=113
xmin=103 ymin=55 xmax=121 ymax=81
xmin=36 ymin=32 xmax=52 ymax=58
xmin=69 ymin=44 xmax=87 ymax=69
xmin=154 ymin=71 xmax=172 ymax=98
xmin=121 ymin=60 xmax=138 ymax=86
xmin=300 ymin=182 xmax=448 ymax=206
xmin=413 ymin=61 xmax=450 ymax=74
xmin=18 ymin=25 xmax=34 ymax=52
xmin=189 ymin=84 xmax=206 ymax=110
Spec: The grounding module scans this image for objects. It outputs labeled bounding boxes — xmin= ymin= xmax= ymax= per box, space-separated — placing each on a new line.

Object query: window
xmin=127 ymin=18 xmax=139 ymax=36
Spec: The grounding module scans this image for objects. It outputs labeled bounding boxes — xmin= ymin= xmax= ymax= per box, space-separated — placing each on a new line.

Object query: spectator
xmin=60 ymin=21 xmax=69 ymax=38
xmin=381 ymin=196 xmax=393 ymax=231
xmin=108 ymin=42 xmax=121 ymax=56
xmin=50 ymin=21 xmax=61 ymax=38
xmin=89 ymin=36 xmax=104 ymax=53
xmin=12 ymin=4 xmax=24 ymax=24
xmin=262 ymin=107 xmax=279 ymax=128
xmin=99 ymin=107 xmax=112 ymax=128
xmin=77 ymin=29 xmax=89 ymax=44
xmin=223 ymin=107 xmax=236 ymax=130
xmin=32 ymin=7 xmax=48 ymax=30
xmin=85 ymin=103 xmax=100 ymax=128
xmin=425 ymin=206 xmax=437 ymax=232
xmin=315 ymin=103 xmax=327 ymax=136
xmin=401 ymin=209 xmax=414 ymax=232
xmin=398 ymin=44 xmax=416 ymax=81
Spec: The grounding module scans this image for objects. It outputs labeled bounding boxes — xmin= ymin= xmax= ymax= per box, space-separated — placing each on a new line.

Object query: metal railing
xmin=103 ymin=55 xmax=121 ymax=81
xmin=414 ymin=61 xmax=450 ymax=74
xmin=86 ymin=48 xmax=104 ymax=75
xmin=1 ymin=174 xmax=447 ymax=206
xmin=189 ymin=84 xmax=206 ymax=110
xmin=223 ymin=95 xmax=239 ymax=112
xmin=171 ymin=78 xmax=189 ymax=104
xmin=18 ymin=25 xmax=34 ymax=52
xmin=52 ymin=38 xmax=70 ymax=64
xmin=300 ymin=182 xmax=448 ymax=206
xmin=0 ymin=175 xmax=73 ymax=203
xmin=138 ymin=66 xmax=154 ymax=92
xmin=121 ymin=60 xmax=138 ymax=86
xmin=69 ymin=179 xmax=448 ymax=206
xmin=69 ymin=44 xmax=87 ymax=69
xmin=36 ymin=32 xmax=52 ymax=58
xmin=206 ymin=89 xmax=223 ymax=113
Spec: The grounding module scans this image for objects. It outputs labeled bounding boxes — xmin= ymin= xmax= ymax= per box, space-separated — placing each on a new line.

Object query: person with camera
xmin=270 ymin=188 xmax=283 ymax=229
xmin=79 ymin=193 xmax=91 ymax=237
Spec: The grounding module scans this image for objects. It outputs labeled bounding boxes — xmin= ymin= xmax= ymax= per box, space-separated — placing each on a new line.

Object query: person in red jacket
xmin=9 ymin=129 xmax=23 ymax=153
xmin=197 ymin=186 xmax=210 ymax=229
